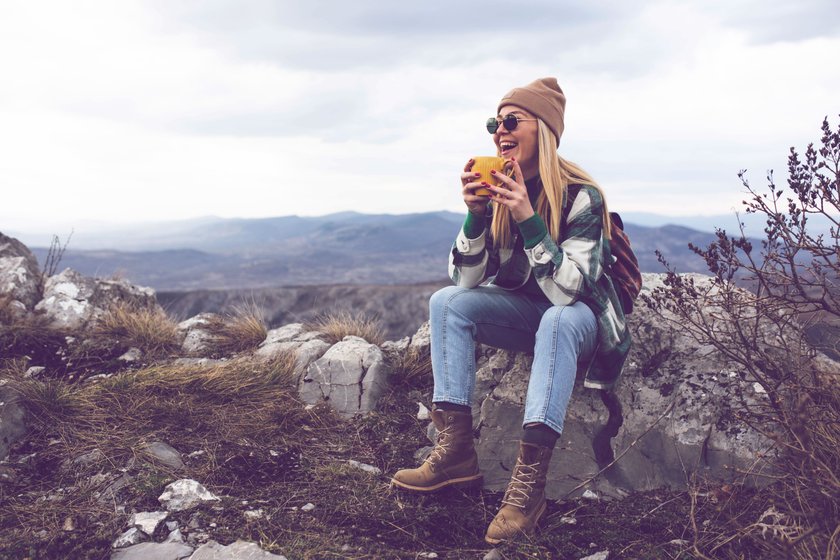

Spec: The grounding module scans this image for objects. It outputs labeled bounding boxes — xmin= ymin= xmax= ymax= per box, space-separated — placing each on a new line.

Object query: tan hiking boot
xmin=485 ymin=441 xmax=553 ymax=545
xmin=390 ymin=407 xmax=482 ymax=492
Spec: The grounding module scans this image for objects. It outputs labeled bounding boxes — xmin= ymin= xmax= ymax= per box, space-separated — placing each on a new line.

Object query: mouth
xmin=499 ymin=141 xmax=517 ymax=156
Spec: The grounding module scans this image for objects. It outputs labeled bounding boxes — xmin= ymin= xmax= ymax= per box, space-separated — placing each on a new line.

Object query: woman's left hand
xmin=485 ymin=158 xmax=535 ymax=223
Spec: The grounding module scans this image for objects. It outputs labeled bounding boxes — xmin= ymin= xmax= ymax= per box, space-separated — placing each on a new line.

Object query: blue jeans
xmin=430 ymin=285 xmax=597 ymax=434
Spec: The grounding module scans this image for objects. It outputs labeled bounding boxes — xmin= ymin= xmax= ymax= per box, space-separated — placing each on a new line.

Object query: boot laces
xmin=501 ymin=459 xmax=540 ymax=509
xmin=424 ymin=426 xmax=452 ymax=469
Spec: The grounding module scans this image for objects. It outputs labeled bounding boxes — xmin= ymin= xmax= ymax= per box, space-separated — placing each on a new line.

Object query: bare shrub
xmin=306 ymin=309 xmax=385 ymax=346
xmin=648 ymin=116 xmax=840 ymax=558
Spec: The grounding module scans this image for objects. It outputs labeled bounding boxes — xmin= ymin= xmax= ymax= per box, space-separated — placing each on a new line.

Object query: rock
xmin=0 ymin=232 xmax=41 ymax=311
xmin=243 ymin=509 xmax=264 ymax=521
xmin=112 ymin=527 xmax=146 ymax=548
xmin=110 ymin=541 xmax=194 ymax=560
xmin=35 ymin=268 xmax=156 ymax=330
xmin=418 ymin=274 xmax=775 ymax=499
xmin=417 ymin=553 xmax=438 ymax=559
xmin=300 ymin=503 xmax=315 ymax=512
xmin=299 ymin=336 xmax=391 ymax=417
xmin=178 ymin=314 xmax=219 ymax=356
xmin=142 ymin=441 xmax=185 ymax=470
xmin=129 ymin=511 xmax=168 ymax=536
xmin=158 ymin=479 xmax=220 ymax=512
xmin=189 ymin=540 xmax=289 ymax=560
xmin=380 ymin=336 xmax=410 ymax=357
xmin=409 ymin=321 xmax=431 ymax=357
xmin=97 ymin=473 xmax=134 ymax=503
xmin=24 ymin=366 xmax=45 ymax=378
xmin=166 ymin=521 xmax=179 ymax=531
xmin=118 ymin=347 xmax=142 ymax=362
xmin=0 ymin=464 xmax=17 ymax=483
xmin=582 ymin=489 xmax=599 ymax=501
xmin=0 ymin=385 xmax=28 ymax=462
xmin=560 ymin=516 xmax=578 ymax=525
xmin=347 ymin=460 xmax=381 ymax=475
xmin=165 ymin=529 xmax=184 ymax=543
xmin=416 ymin=402 xmax=430 ymax=420
xmin=255 ymin=324 xmax=330 ymax=378
xmin=62 ymin=448 xmax=106 ymax=472
xmin=579 ymin=552 xmax=609 ymax=560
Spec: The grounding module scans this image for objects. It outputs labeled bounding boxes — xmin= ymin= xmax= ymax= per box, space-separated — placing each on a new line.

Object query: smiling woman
xmin=390 ymin=77 xmax=631 ymax=546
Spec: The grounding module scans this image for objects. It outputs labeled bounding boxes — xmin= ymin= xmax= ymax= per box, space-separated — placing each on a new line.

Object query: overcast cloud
xmin=1 ymin=0 xmax=838 ymax=237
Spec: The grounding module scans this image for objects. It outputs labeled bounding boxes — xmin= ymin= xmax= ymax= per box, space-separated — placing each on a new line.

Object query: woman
xmin=391 ymin=77 xmax=631 ymax=544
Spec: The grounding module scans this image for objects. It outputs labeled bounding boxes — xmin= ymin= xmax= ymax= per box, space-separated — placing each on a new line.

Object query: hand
xmin=486 ymin=158 xmax=534 ymax=223
xmin=460 ymin=159 xmax=490 ymax=215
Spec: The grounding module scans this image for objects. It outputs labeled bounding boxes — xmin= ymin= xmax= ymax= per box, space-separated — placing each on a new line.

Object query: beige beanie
xmin=497 ymin=77 xmax=566 ymax=146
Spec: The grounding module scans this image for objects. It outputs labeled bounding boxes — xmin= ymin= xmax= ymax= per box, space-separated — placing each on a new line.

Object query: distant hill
xmin=24 ymin=211 xmax=719 ymax=291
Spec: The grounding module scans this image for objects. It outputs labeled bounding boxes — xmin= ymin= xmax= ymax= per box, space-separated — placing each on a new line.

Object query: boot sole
xmin=484 ymin=500 xmax=547 ymax=546
xmin=390 ymin=473 xmax=483 ymax=492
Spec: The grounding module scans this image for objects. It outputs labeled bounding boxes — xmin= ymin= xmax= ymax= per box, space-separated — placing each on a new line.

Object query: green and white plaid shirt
xmin=449 ymin=183 xmax=631 ymax=390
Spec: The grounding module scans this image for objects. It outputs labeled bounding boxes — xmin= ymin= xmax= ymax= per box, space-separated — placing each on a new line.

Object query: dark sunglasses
xmin=486 ymin=114 xmax=538 ymax=134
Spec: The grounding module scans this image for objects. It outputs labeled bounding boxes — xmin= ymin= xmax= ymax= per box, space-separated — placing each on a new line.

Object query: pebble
xmin=579 ymin=551 xmax=609 ymax=560
xmin=416 ymin=402 xmax=430 ymax=420
xmin=559 ymin=516 xmax=578 ymax=525
xmin=347 ymin=460 xmax=382 ymax=475
xmin=301 ymin=503 xmax=315 ymax=512
xmin=417 ymin=553 xmax=438 ymax=559
xmin=244 ymin=509 xmax=264 ymax=520
xmin=582 ymin=489 xmax=600 ymax=500
xmin=483 ymin=549 xmax=504 ymax=560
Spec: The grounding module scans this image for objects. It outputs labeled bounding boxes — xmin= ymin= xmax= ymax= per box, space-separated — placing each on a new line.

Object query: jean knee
xmin=429 ymin=285 xmax=465 ymax=317
xmin=537 ymin=304 xmax=596 ymax=344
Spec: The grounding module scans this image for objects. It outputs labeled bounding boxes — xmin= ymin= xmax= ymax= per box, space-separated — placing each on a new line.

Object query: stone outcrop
xmin=0 ymin=232 xmax=41 ymax=313
xmin=35 ymin=268 xmax=156 ymax=330
xmin=299 ymin=336 xmax=390 ymax=417
xmin=255 ymin=323 xmax=330 ymax=377
xmin=428 ymin=273 xmax=776 ymax=499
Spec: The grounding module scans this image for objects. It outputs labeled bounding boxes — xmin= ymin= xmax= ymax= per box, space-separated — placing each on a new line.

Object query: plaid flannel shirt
xmin=448 ymin=184 xmax=631 ymax=390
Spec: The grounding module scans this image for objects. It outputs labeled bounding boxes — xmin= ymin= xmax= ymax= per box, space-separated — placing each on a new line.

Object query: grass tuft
xmin=306 ymin=310 xmax=385 ymax=346
xmin=94 ymin=302 xmax=181 ymax=357
xmin=204 ymin=304 xmax=269 ymax=355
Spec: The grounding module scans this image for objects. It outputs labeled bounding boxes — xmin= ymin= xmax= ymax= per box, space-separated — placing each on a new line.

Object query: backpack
xmin=606 ymin=212 xmax=642 ymax=314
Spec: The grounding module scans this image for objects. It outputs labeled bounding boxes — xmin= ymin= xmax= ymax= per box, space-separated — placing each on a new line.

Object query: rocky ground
xmin=1 ymin=232 xmax=835 ymax=559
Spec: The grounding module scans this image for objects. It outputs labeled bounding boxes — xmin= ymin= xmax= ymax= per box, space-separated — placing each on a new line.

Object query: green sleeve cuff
xmin=463 ymin=211 xmax=486 ymax=239
xmin=517 ymin=213 xmax=547 ymax=248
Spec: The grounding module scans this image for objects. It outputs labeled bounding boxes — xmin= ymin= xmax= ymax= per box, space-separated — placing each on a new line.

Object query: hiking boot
xmin=390 ymin=407 xmax=482 ymax=492
xmin=485 ymin=441 xmax=553 ymax=545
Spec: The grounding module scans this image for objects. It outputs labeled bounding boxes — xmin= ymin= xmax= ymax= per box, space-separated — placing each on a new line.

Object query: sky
xmin=1 ymin=0 xmax=839 ymax=236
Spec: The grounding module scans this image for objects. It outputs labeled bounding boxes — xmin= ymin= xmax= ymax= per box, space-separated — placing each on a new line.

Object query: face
xmin=493 ymin=104 xmax=539 ymax=179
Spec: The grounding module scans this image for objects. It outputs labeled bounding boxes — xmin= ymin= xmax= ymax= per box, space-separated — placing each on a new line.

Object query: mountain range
xmin=19 ymin=211 xmax=723 ymax=292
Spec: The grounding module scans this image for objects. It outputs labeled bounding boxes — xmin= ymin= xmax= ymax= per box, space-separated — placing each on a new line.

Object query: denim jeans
xmin=430 ymin=285 xmax=597 ymax=434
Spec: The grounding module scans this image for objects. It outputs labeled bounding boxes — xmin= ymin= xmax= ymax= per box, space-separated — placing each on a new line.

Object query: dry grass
xmin=94 ymin=302 xmax=182 ymax=357
xmin=306 ymin=310 xmax=385 ymax=346
xmin=204 ymin=304 xmax=268 ymax=355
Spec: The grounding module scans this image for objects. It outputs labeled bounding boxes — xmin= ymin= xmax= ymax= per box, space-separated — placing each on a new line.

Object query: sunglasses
xmin=486 ymin=114 xmax=538 ymax=134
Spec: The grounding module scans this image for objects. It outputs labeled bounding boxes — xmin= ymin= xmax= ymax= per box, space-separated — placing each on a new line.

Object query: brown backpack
xmin=606 ymin=212 xmax=642 ymax=314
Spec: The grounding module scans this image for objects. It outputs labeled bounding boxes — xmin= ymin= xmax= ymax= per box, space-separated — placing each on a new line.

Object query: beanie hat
xmin=497 ymin=77 xmax=566 ymax=146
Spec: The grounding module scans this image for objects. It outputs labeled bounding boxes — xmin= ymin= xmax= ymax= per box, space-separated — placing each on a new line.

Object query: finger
xmin=510 ymin=158 xmax=524 ymax=183
xmin=463 ymin=180 xmax=488 ymax=193
xmin=463 ymin=159 xmax=475 ymax=173
xmin=490 ymin=169 xmax=518 ymax=189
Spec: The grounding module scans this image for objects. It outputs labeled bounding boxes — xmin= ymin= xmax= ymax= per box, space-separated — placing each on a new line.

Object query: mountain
xmin=22 ymin=211 xmax=721 ymax=291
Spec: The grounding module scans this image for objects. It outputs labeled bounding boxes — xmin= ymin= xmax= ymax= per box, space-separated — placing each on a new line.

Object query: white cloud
xmin=1 ymin=0 xmax=838 ymax=235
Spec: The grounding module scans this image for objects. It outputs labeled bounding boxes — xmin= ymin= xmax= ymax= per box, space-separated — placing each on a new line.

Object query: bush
xmin=648 ymin=116 xmax=840 ymax=559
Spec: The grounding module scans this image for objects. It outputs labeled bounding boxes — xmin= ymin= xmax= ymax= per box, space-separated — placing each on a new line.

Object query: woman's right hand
xmin=461 ymin=159 xmax=490 ymax=215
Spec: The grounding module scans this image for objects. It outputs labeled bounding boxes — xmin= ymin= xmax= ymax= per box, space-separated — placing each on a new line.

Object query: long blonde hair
xmin=489 ymin=119 xmax=612 ymax=248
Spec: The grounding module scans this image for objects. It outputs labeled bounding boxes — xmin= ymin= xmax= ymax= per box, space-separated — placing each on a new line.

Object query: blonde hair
xmin=490 ymin=119 xmax=612 ymax=248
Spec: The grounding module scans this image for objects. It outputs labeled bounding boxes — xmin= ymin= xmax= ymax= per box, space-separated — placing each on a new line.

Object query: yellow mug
xmin=471 ymin=156 xmax=512 ymax=196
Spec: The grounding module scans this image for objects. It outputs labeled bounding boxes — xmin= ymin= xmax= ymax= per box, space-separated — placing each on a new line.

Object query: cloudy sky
xmin=2 ymin=0 xmax=838 ymax=235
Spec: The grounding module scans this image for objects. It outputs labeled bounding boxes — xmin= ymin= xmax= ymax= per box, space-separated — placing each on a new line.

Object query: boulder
xmin=35 ymin=268 xmax=156 ymax=330
xmin=255 ymin=323 xmax=330 ymax=378
xmin=178 ymin=314 xmax=219 ymax=356
xmin=0 ymin=232 xmax=41 ymax=312
xmin=0 ymin=384 xmax=28 ymax=462
xmin=416 ymin=273 xmax=775 ymax=499
xmin=299 ymin=336 xmax=390 ymax=417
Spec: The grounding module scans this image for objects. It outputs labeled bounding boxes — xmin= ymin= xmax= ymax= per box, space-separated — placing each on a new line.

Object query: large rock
xmin=0 ymin=384 xmax=28 ymax=462
xmin=190 ymin=540 xmax=289 ymax=559
xmin=110 ymin=541 xmax=193 ymax=560
xmin=418 ymin=273 xmax=776 ymax=499
xmin=178 ymin=313 xmax=219 ymax=356
xmin=34 ymin=268 xmax=157 ymax=330
xmin=0 ymin=232 xmax=41 ymax=313
xmin=300 ymin=336 xmax=390 ymax=417
xmin=255 ymin=323 xmax=330 ymax=378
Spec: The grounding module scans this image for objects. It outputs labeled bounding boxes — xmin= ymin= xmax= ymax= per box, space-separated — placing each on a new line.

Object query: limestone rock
xmin=112 ymin=527 xmax=146 ymax=548
xmin=0 ymin=232 xmax=41 ymax=311
xmin=256 ymin=324 xmax=330 ymax=378
xmin=129 ymin=511 xmax=168 ymax=535
xmin=0 ymin=385 xmax=28 ymax=462
xmin=299 ymin=336 xmax=390 ymax=417
xmin=35 ymin=268 xmax=156 ymax=330
xmin=158 ymin=479 xmax=220 ymax=512
xmin=110 ymin=541 xmax=193 ymax=560
xmin=189 ymin=540 xmax=289 ymax=560
xmin=347 ymin=460 xmax=381 ymax=475
xmin=142 ymin=441 xmax=185 ymax=470
xmin=409 ymin=321 xmax=431 ymax=357
xmin=178 ymin=314 xmax=219 ymax=356
xmin=415 ymin=274 xmax=776 ymax=499
xmin=579 ymin=552 xmax=610 ymax=560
